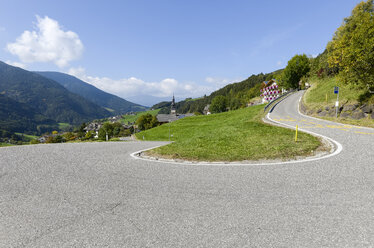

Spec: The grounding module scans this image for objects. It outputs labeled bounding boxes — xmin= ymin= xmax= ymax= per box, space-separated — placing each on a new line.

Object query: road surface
xmin=1 ymin=91 xmax=373 ymax=247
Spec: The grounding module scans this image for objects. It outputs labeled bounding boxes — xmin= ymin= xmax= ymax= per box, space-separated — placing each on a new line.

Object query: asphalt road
xmin=1 ymin=91 xmax=374 ymax=247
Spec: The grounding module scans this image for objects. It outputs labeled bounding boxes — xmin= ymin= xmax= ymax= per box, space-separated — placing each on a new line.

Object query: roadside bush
xmin=84 ymin=131 xmax=95 ymax=140
xmin=64 ymin=132 xmax=77 ymax=141
xmin=46 ymin=135 xmax=65 ymax=143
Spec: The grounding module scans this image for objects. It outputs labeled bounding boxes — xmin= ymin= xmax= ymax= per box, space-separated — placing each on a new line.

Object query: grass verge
xmin=304 ymin=77 xmax=374 ymax=128
xmin=136 ymin=105 xmax=322 ymax=162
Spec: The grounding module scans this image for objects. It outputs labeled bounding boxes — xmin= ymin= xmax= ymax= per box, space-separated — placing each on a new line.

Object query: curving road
xmin=1 ymin=91 xmax=374 ymax=247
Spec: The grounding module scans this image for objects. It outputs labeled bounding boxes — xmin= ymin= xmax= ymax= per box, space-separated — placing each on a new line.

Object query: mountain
xmin=0 ymin=94 xmax=57 ymax=134
xmin=0 ymin=61 xmax=111 ymax=125
xmin=35 ymin=71 xmax=147 ymax=114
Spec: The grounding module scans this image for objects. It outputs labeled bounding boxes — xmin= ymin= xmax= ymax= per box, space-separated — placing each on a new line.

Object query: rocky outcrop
xmin=300 ymin=100 xmax=374 ymax=120
xmin=361 ymin=104 xmax=374 ymax=114
xmin=351 ymin=109 xmax=366 ymax=120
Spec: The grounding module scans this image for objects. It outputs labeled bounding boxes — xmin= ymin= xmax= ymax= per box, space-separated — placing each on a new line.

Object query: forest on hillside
xmin=155 ymin=70 xmax=283 ymax=114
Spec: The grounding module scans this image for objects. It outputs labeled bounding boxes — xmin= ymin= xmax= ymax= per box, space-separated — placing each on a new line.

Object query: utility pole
xmin=334 ymin=86 xmax=339 ymax=118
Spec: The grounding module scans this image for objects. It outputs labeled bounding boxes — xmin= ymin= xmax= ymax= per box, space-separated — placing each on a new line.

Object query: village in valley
xmin=34 ymin=79 xmax=291 ymax=144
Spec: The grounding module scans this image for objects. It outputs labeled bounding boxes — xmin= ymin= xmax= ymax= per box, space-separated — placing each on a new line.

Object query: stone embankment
xmin=300 ymin=101 xmax=374 ymax=120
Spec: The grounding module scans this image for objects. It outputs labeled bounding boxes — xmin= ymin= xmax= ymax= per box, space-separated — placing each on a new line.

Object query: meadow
xmin=136 ymin=104 xmax=321 ymax=162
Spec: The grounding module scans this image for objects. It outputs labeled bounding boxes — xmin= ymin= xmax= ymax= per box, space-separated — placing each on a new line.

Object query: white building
xmin=260 ymin=80 xmax=280 ymax=104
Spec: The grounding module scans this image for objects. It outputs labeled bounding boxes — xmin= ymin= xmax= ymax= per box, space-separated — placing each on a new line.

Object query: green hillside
xmin=155 ymin=70 xmax=282 ymax=114
xmin=136 ymin=105 xmax=321 ymax=162
xmin=303 ymin=77 xmax=374 ymax=127
xmin=305 ymin=77 xmax=367 ymax=108
xmin=0 ymin=94 xmax=57 ymax=134
xmin=298 ymin=1 xmax=374 ymax=127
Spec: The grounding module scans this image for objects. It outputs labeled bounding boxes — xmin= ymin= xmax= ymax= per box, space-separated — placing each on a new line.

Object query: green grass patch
xmin=104 ymin=107 xmax=115 ymax=112
xmin=58 ymin=122 xmax=71 ymax=131
xmin=304 ymin=77 xmax=374 ymax=128
xmin=15 ymin=133 xmax=39 ymax=141
xmin=0 ymin=142 xmax=13 ymax=147
xmin=121 ymin=109 xmax=160 ymax=124
xmin=304 ymin=77 xmax=365 ymax=109
xmin=136 ymin=105 xmax=322 ymax=162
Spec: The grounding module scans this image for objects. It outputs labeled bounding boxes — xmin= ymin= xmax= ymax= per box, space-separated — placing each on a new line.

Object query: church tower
xmin=170 ymin=94 xmax=176 ymax=115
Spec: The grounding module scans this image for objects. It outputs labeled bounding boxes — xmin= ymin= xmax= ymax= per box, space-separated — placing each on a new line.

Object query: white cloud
xmin=5 ymin=60 xmax=27 ymax=69
xmin=276 ymin=61 xmax=282 ymax=66
xmin=67 ymin=66 xmax=86 ymax=78
xmin=68 ymin=67 xmax=214 ymax=100
xmin=6 ymin=16 xmax=83 ymax=68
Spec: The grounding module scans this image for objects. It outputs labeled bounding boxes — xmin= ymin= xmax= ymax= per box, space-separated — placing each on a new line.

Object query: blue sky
xmin=0 ymin=0 xmax=362 ymax=106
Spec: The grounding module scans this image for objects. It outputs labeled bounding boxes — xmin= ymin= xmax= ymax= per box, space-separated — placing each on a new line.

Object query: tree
xmin=112 ymin=122 xmax=123 ymax=136
xmin=76 ymin=122 xmax=86 ymax=138
xmin=327 ymin=0 xmax=374 ymax=89
xmin=309 ymin=50 xmax=338 ymax=78
xmin=210 ymin=95 xmax=227 ymax=113
xmin=281 ymin=54 xmax=310 ymax=89
xmin=229 ymin=97 xmax=242 ymax=110
xmin=136 ymin=114 xmax=159 ymax=131
xmin=98 ymin=122 xmax=114 ymax=141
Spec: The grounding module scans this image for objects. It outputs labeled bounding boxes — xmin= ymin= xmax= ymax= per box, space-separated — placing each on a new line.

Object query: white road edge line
xmin=298 ymin=94 xmax=374 ymax=131
xmin=266 ymin=112 xmax=343 ymax=163
xmin=130 ymin=95 xmax=343 ymax=166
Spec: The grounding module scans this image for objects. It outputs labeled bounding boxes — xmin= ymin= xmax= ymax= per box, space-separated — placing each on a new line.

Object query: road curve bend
xmin=268 ymin=90 xmax=373 ymax=166
xmin=0 ymin=91 xmax=374 ymax=247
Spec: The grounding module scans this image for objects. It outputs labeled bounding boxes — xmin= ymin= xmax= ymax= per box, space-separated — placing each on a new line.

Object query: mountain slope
xmin=0 ymin=94 xmax=57 ymax=133
xmin=35 ymin=71 xmax=147 ymax=114
xmin=0 ymin=61 xmax=111 ymax=125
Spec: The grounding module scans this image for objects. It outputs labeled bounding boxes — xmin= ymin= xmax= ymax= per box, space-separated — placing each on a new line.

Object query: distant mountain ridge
xmin=0 ymin=61 xmax=111 ymax=127
xmin=35 ymin=71 xmax=147 ymax=114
